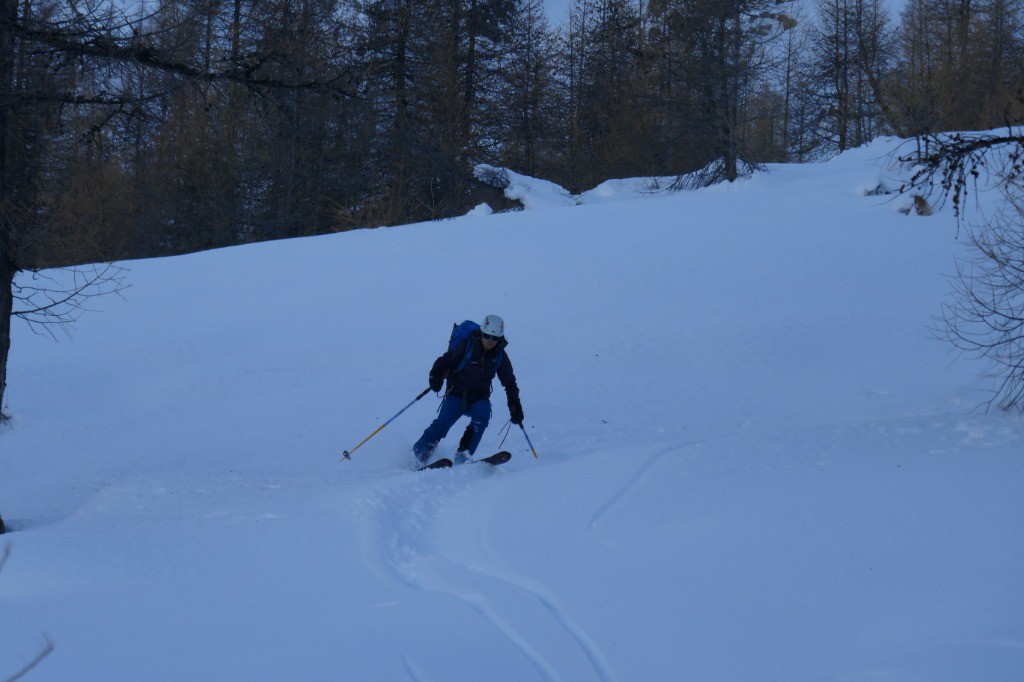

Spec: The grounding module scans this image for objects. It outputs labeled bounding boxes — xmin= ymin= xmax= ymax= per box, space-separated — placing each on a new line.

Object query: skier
xmin=413 ymin=315 xmax=524 ymax=467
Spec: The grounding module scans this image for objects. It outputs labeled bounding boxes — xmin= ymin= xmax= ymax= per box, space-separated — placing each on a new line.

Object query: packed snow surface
xmin=2 ymin=137 xmax=1022 ymax=681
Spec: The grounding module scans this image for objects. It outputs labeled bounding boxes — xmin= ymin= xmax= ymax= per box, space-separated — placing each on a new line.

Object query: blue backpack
xmin=449 ymin=320 xmax=503 ymax=374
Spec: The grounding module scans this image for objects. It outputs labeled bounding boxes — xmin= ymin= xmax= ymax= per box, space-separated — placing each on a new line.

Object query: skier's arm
xmin=498 ymin=353 xmax=523 ymax=423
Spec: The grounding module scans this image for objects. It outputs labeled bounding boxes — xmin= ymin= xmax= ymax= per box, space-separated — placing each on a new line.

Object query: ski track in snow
xmin=587 ymin=432 xmax=740 ymax=541
xmin=362 ymin=465 xmax=616 ymax=682
xmin=459 ymin=563 xmax=619 ymax=682
xmin=433 ymin=579 xmax=563 ymax=682
xmin=402 ymin=655 xmax=429 ymax=682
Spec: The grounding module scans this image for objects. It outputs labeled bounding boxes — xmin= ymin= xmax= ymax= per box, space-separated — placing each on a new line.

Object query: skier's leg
xmin=458 ymin=425 xmax=473 ymax=452
xmin=464 ymin=399 xmax=492 ymax=456
xmin=413 ymin=394 xmax=463 ymax=460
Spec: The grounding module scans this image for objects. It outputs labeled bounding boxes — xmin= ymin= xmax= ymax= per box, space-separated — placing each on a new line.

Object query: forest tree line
xmin=2 ymin=0 xmax=1023 ymax=266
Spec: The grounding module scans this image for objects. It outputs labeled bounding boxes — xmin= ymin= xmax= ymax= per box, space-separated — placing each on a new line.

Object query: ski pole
xmin=341 ymin=387 xmax=431 ymax=461
xmin=519 ymin=423 xmax=539 ymax=458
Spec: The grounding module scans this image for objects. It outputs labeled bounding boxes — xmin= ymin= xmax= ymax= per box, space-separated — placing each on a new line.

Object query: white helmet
xmin=480 ymin=314 xmax=505 ymax=338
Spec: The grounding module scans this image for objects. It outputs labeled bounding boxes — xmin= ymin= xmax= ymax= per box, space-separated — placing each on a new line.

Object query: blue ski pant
xmin=413 ymin=394 xmax=491 ymax=457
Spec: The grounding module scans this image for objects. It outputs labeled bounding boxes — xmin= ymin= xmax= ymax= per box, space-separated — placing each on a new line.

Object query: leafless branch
xmin=10 ymin=18 xmax=358 ymax=99
xmin=899 ymin=130 xmax=1024 ymax=224
xmin=939 ymin=185 xmax=1024 ymax=413
xmin=13 ymin=263 xmax=129 ymax=341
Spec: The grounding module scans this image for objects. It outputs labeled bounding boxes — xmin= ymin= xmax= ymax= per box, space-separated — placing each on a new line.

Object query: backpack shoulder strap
xmin=454 ymin=333 xmax=475 ymax=373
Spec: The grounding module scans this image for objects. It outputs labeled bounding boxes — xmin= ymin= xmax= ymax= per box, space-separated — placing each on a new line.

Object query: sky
xmin=543 ymin=0 xmax=908 ymax=28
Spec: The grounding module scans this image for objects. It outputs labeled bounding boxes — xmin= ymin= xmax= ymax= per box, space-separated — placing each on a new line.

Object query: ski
xmin=474 ymin=451 xmax=511 ymax=466
xmin=417 ymin=458 xmax=453 ymax=471
xmin=417 ymin=451 xmax=509 ymax=471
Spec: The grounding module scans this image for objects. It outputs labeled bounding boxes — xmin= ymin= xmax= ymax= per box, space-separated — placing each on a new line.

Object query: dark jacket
xmin=431 ymin=331 xmax=520 ymax=405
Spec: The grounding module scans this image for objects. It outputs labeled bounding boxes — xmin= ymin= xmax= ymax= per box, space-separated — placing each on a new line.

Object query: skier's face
xmin=481 ymin=334 xmax=500 ymax=350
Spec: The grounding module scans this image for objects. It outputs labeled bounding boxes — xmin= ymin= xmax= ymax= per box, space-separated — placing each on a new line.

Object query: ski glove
xmin=429 ymin=373 xmax=444 ymax=393
xmin=509 ymin=399 xmax=525 ymax=425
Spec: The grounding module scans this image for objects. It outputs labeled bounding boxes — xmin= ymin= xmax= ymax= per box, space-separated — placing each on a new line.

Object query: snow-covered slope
xmin=2 ymin=138 xmax=1022 ymax=681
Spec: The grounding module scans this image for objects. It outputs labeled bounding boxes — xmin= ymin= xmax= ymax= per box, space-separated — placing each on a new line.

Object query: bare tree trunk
xmin=391 ymin=0 xmax=412 ymax=217
xmin=0 ymin=252 xmax=12 ymax=417
xmin=1 ymin=0 xmax=18 ymax=415
xmin=722 ymin=6 xmax=740 ymax=182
